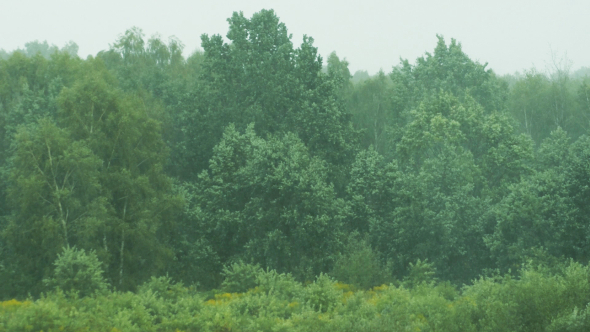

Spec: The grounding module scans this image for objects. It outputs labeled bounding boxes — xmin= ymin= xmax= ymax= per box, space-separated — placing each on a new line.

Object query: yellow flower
xmin=0 ymin=299 xmax=31 ymax=311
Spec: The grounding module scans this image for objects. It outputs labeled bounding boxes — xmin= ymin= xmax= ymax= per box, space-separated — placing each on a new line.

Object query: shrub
xmin=303 ymin=273 xmax=342 ymax=312
xmin=220 ymin=261 xmax=263 ymax=293
xmin=44 ymin=246 xmax=109 ymax=297
xmin=256 ymin=269 xmax=304 ymax=300
xmin=330 ymin=235 xmax=392 ymax=289
xmin=547 ymin=304 xmax=590 ymax=332
xmin=403 ymin=258 xmax=437 ymax=288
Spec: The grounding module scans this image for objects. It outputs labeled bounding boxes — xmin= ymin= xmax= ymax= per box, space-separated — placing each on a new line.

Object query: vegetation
xmin=1 ymin=8 xmax=590 ymax=331
xmin=2 ymin=261 xmax=590 ymax=331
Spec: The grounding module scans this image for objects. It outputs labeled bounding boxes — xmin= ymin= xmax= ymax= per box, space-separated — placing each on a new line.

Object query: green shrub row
xmin=2 ymin=259 xmax=590 ymax=332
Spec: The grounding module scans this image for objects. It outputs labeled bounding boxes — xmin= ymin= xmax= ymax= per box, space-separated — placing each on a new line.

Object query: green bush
xmin=44 ymin=246 xmax=109 ymax=297
xmin=303 ymin=273 xmax=342 ymax=312
xmin=403 ymin=258 xmax=437 ymax=288
xmin=330 ymin=235 xmax=392 ymax=289
xmin=256 ymin=269 xmax=304 ymax=300
xmin=220 ymin=261 xmax=264 ymax=293
xmin=548 ymin=304 xmax=590 ymax=332
xmin=1 ymin=262 xmax=589 ymax=332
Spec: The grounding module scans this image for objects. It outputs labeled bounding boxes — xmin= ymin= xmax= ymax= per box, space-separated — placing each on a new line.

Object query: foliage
xmin=330 ymin=233 xmax=392 ymax=289
xmin=1 ymin=56 xmax=180 ymax=295
xmin=185 ymin=9 xmax=360 ymax=183
xmin=190 ymin=124 xmax=347 ymax=280
xmin=44 ymin=246 xmax=109 ymax=297
xmin=2 ymin=11 xmax=590 ymax=326
xmin=0 ymin=262 xmax=588 ymax=331
xmin=403 ymin=259 xmax=437 ymax=287
xmin=221 ymin=261 xmax=264 ymax=293
xmin=390 ymin=35 xmax=508 ymax=114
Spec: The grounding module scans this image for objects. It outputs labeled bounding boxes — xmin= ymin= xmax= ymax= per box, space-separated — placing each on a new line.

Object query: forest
xmin=1 ymin=8 xmax=590 ymax=331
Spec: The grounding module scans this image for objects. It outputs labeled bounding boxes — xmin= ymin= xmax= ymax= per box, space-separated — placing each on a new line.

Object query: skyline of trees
xmin=1 ymin=9 xmax=590 ymax=300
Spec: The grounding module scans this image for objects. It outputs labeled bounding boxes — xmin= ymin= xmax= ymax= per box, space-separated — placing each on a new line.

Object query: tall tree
xmin=347 ymin=72 xmax=404 ymax=156
xmin=184 ymin=9 xmax=359 ymax=181
xmin=2 ymin=119 xmax=105 ymax=296
xmin=2 ymin=60 xmax=180 ymax=293
xmin=390 ymin=35 xmax=508 ymax=114
xmin=187 ymin=124 xmax=347 ymax=280
xmin=508 ymin=69 xmax=553 ymax=142
xmin=0 ymin=50 xmax=82 ymax=240
xmin=486 ymin=129 xmax=590 ymax=269
xmin=57 ymin=60 xmax=181 ymax=289
xmin=326 ymin=51 xmax=352 ymax=101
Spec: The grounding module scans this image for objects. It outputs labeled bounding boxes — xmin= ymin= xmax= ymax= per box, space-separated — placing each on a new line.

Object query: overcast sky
xmin=1 ymin=0 xmax=589 ymax=75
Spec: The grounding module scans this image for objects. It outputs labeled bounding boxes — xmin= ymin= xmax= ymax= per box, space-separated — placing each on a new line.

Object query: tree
xmin=2 ymin=60 xmax=180 ymax=293
xmin=56 ymin=61 xmax=181 ymax=289
xmin=506 ymin=58 xmax=587 ymax=143
xmin=359 ymin=93 xmax=532 ymax=282
xmin=390 ymin=35 xmax=508 ymax=114
xmin=2 ymin=118 xmax=105 ymax=295
xmin=486 ymin=129 xmax=590 ymax=270
xmin=326 ymin=51 xmax=352 ymax=100
xmin=98 ymin=27 xmax=185 ymax=98
xmin=188 ymin=124 xmax=347 ymax=280
xmin=347 ymin=72 xmax=403 ymax=155
xmin=566 ymin=135 xmax=590 ymax=260
xmin=0 ymin=49 xmax=82 ymax=217
xmin=182 ymin=9 xmax=359 ymax=182
xmin=370 ymin=141 xmax=488 ymax=282
xmin=330 ymin=233 xmax=391 ymax=289
xmin=575 ymin=79 xmax=590 ymax=134
xmin=507 ymin=69 xmax=553 ymax=142
xmin=398 ymin=93 xmax=533 ymax=197
xmin=345 ymin=147 xmax=397 ymax=234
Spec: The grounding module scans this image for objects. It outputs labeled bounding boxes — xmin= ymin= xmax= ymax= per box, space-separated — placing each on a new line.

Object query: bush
xmin=303 ymin=273 xmax=342 ymax=312
xmin=256 ymin=269 xmax=304 ymax=300
xmin=220 ymin=261 xmax=263 ymax=293
xmin=44 ymin=246 xmax=109 ymax=297
xmin=138 ymin=275 xmax=189 ymax=301
xmin=330 ymin=235 xmax=392 ymax=289
xmin=403 ymin=258 xmax=437 ymax=288
xmin=548 ymin=304 xmax=590 ymax=332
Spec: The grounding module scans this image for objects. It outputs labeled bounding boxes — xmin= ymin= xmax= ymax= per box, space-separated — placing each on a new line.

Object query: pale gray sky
xmin=1 ymin=0 xmax=589 ymax=75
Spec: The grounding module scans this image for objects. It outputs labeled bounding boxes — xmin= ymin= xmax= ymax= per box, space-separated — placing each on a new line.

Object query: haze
xmin=1 ymin=0 xmax=589 ymax=75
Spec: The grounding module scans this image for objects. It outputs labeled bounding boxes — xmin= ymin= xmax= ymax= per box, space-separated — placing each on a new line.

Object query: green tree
xmin=507 ymin=61 xmax=586 ymax=143
xmin=56 ymin=61 xmax=181 ymax=289
xmin=576 ymin=79 xmax=590 ymax=133
xmin=184 ymin=9 xmax=359 ymax=183
xmin=390 ymin=35 xmax=508 ymax=114
xmin=188 ymin=124 xmax=347 ymax=280
xmin=326 ymin=51 xmax=352 ymax=100
xmin=2 ymin=60 xmax=180 ymax=294
xmin=97 ymin=27 xmax=209 ymax=181
xmin=347 ymin=72 xmax=405 ymax=156
xmin=0 ymin=50 xmax=82 ymax=221
xmin=486 ymin=129 xmax=590 ymax=270
xmin=2 ymin=118 xmax=105 ymax=295
xmin=566 ymin=135 xmax=590 ymax=260
xmin=398 ymin=93 xmax=533 ymax=198
xmin=345 ymin=147 xmax=397 ymax=234
xmin=330 ymin=233 xmax=391 ymax=289
xmin=485 ymin=169 xmax=576 ymax=269
xmin=363 ymin=93 xmax=531 ymax=282
xmin=98 ymin=27 xmax=185 ymax=98
xmin=507 ymin=69 xmax=553 ymax=142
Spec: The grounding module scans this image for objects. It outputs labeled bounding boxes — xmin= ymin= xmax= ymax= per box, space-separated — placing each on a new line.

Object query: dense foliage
xmin=2 ymin=261 xmax=590 ymax=331
xmin=1 ymin=8 xmax=590 ymax=330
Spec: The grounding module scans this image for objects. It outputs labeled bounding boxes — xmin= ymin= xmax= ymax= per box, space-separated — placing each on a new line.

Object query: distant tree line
xmin=1 ymin=9 xmax=589 ymax=299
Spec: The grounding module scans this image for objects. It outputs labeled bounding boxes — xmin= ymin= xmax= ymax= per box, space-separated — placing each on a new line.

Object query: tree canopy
xmin=1 ymin=10 xmax=589 ymax=308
